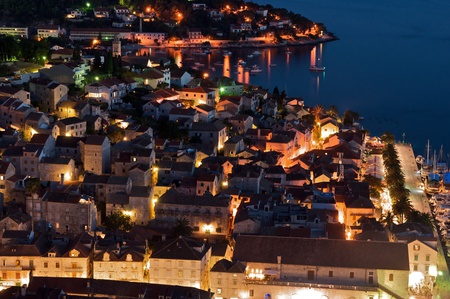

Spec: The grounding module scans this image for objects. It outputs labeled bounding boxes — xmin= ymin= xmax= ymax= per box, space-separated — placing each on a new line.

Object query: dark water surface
xmin=251 ymin=0 xmax=450 ymax=154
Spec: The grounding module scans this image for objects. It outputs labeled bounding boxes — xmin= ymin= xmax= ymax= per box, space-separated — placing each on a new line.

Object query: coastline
xmin=145 ymin=35 xmax=338 ymax=50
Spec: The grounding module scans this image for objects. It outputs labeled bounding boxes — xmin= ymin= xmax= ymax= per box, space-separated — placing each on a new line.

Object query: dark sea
xmin=250 ymin=0 xmax=450 ymax=157
xmin=149 ymin=0 xmax=450 ymax=156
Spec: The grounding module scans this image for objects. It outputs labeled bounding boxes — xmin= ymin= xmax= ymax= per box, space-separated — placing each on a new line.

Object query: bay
xmin=250 ymin=0 xmax=450 ymax=154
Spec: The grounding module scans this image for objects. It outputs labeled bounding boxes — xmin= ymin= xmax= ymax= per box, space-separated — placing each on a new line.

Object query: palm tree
xmin=172 ymin=218 xmax=193 ymax=237
xmin=380 ymin=211 xmax=396 ymax=241
xmin=326 ymin=105 xmax=339 ymax=120
xmin=392 ymin=197 xmax=413 ymax=224
xmin=380 ymin=131 xmax=396 ymax=144
xmin=311 ymin=104 xmax=324 ymax=123
xmin=406 ymin=210 xmax=436 ymax=230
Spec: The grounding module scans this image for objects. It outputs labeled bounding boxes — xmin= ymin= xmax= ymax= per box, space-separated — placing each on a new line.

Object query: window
xmin=414 ymin=254 xmax=419 ymax=261
xmin=56 ymin=262 xmax=60 ymax=268
xmin=328 ymin=271 xmax=333 ymax=277
xmin=307 ymin=270 xmax=315 ymax=280
xmin=413 ymin=264 xmax=418 ymax=271
xmin=389 ymin=274 xmax=394 ymax=281
xmin=217 ymin=278 xmax=222 ymax=285
xmin=16 ymin=272 xmax=20 ymax=279
xmin=217 ymin=288 xmax=222 ymax=295
xmin=425 ymin=265 xmax=429 ymax=272
xmin=350 ymin=272 xmax=354 ymax=278
xmin=249 ymin=290 xmax=254 ymax=297
xmin=44 ymin=262 xmax=48 ymax=268
xmin=177 ymin=270 xmax=183 ymax=277
xmin=413 ymin=244 xmax=420 ymax=251
xmin=426 ymin=255 xmax=430 ymax=262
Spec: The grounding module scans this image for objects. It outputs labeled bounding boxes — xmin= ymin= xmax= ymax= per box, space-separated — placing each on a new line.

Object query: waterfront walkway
xmin=396 ymin=143 xmax=450 ymax=298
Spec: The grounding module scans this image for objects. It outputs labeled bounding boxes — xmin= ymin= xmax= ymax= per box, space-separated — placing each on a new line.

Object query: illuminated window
xmin=413 ymin=244 xmax=420 ymax=251
xmin=217 ymin=288 xmax=222 ymax=294
xmin=389 ymin=274 xmax=394 ymax=281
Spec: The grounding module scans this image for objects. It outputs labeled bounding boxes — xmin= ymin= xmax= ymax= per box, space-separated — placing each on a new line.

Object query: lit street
xmin=396 ymin=143 xmax=450 ymax=298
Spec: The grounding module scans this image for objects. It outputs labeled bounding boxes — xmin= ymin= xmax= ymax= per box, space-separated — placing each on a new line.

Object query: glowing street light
xmin=86 ymin=2 xmax=90 ymax=8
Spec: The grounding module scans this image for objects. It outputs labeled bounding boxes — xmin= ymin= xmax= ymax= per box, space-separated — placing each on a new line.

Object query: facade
xmin=85 ymin=78 xmax=127 ymax=107
xmin=189 ymin=120 xmax=228 ymax=151
xmin=0 ymin=27 xmax=28 ymax=38
xmin=69 ymin=28 xmax=131 ymax=41
xmin=55 ymin=117 xmax=87 ymax=137
xmin=93 ymin=242 xmax=149 ymax=282
xmin=180 ymin=86 xmax=216 ymax=107
xmin=231 ymin=235 xmax=410 ymax=299
xmin=155 ymin=189 xmax=230 ymax=238
xmin=80 ymin=135 xmax=111 ymax=175
xmin=37 ymin=25 xmax=60 ymax=38
xmin=38 ymin=157 xmax=76 ymax=182
xmin=149 ymin=236 xmax=212 ymax=290
xmin=27 ymin=190 xmax=97 ymax=234
xmin=29 ymin=78 xmax=68 ymax=112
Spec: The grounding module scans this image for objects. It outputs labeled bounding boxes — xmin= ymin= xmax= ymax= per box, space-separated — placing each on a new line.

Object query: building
xmin=27 ymin=190 xmax=97 ymax=234
xmin=93 ymin=240 xmax=149 ymax=282
xmin=149 ymin=236 xmax=212 ymax=290
xmin=37 ymin=25 xmax=60 ymax=39
xmin=189 ymin=120 xmax=228 ymax=151
xmin=29 ymin=78 xmax=68 ymax=112
xmin=80 ymin=135 xmax=111 ymax=175
xmin=69 ymin=28 xmax=132 ymax=41
xmin=55 ymin=117 xmax=87 ymax=137
xmin=0 ymin=27 xmax=28 ymax=38
xmin=231 ymin=235 xmax=410 ymax=299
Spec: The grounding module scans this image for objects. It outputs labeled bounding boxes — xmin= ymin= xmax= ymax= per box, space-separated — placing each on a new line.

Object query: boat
xmin=426 ymin=173 xmax=442 ymax=194
xmin=285 ymin=48 xmax=292 ymax=54
xmin=247 ymin=54 xmax=254 ymax=58
xmin=309 ymin=44 xmax=326 ymax=72
xmin=223 ymin=50 xmax=232 ymax=57
xmin=194 ymin=62 xmax=205 ymax=67
xmin=252 ymin=50 xmax=262 ymax=55
xmin=192 ymin=51 xmax=207 ymax=56
xmin=437 ymin=145 xmax=448 ymax=175
xmin=269 ymin=64 xmax=277 ymax=67
xmin=250 ymin=65 xmax=263 ymax=73
xmin=209 ymin=67 xmax=216 ymax=71
xmin=421 ymin=140 xmax=433 ymax=178
xmin=238 ymin=60 xmax=246 ymax=66
xmin=214 ymin=61 xmax=224 ymax=66
xmin=203 ymin=49 xmax=212 ymax=55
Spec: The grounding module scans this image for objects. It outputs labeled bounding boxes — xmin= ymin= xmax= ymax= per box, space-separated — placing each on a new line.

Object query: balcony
xmin=244 ymin=278 xmax=378 ymax=292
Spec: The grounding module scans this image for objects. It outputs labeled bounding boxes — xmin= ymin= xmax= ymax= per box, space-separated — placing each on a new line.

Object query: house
xmin=232 ymin=235 xmax=410 ymax=299
xmin=223 ymin=136 xmax=245 ymax=157
xmin=80 ymin=135 xmax=111 ymax=175
xmin=40 ymin=61 xmax=90 ymax=87
xmin=55 ymin=117 xmax=87 ymax=137
xmin=266 ymin=134 xmax=295 ymax=167
xmin=58 ymin=100 xmax=92 ymax=119
xmin=228 ymin=165 xmax=263 ymax=194
xmin=170 ymin=69 xmax=192 ymax=87
xmin=0 ymin=209 xmax=31 ymax=231
xmin=33 ymin=232 xmax=94 ymax=279
xmin=215 ymin=97 xmax=241 ymax=119
xmin=180 ymin=86 xmax=216 ymax=107
xmin=134 ymin=68 xmax=169 ymax=89
xmin=38 ymin=157 xmax=76 ymax=182
xmin=229 ymin=114 xmax=253 ymax=134
xmin=93 ymin=240 xmax=149 ymax=282
xmin=85 ymin=78 xmax=127 ymax=108
xmin=155 ymin=188 xmax=230 ymax=238
xmin=0 ymin=86 xmax=31 ymax=104
xmin=320 ymin=116 xmax=340 ymax=139
xmin=196 ymin=172 xmax=220 ymax=196
xmin=194 ymin=104 xmax=215 ymax=122
xmin=94 ymin=7 xmax=110 ymax=18
xmin=210 ymin=259 xmax=247 ymax=299
xmin=215 ymin=77 xmax=244 ymax=96
xmin=29 ymin=78 xmax=68 ymax=112
xmin=27 ymin=190 xmax=97 ymax=234
xmin=50 ymin=48 xmax=74 ymax=61
xmin=187 ymin=28 xmax=205 ymax=43
xmin=189 ymin=120 xmax=228 ymax=151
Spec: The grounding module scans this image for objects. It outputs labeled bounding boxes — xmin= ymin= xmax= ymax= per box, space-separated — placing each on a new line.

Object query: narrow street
xmin=396 ymin=143 xmax=450 ymax=298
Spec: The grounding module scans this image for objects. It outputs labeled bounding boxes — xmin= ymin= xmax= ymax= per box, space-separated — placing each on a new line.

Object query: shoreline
xmin=142 ymin=35 xmax=338 ymax=50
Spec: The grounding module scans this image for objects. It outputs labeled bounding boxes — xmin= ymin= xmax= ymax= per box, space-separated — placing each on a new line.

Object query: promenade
xmin=396 ymin=143 xmax=450 ymax=298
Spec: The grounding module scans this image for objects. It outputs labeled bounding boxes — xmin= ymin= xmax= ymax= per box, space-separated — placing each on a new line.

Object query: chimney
xmin=60 ymin=173 xmax=64 ymax=186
